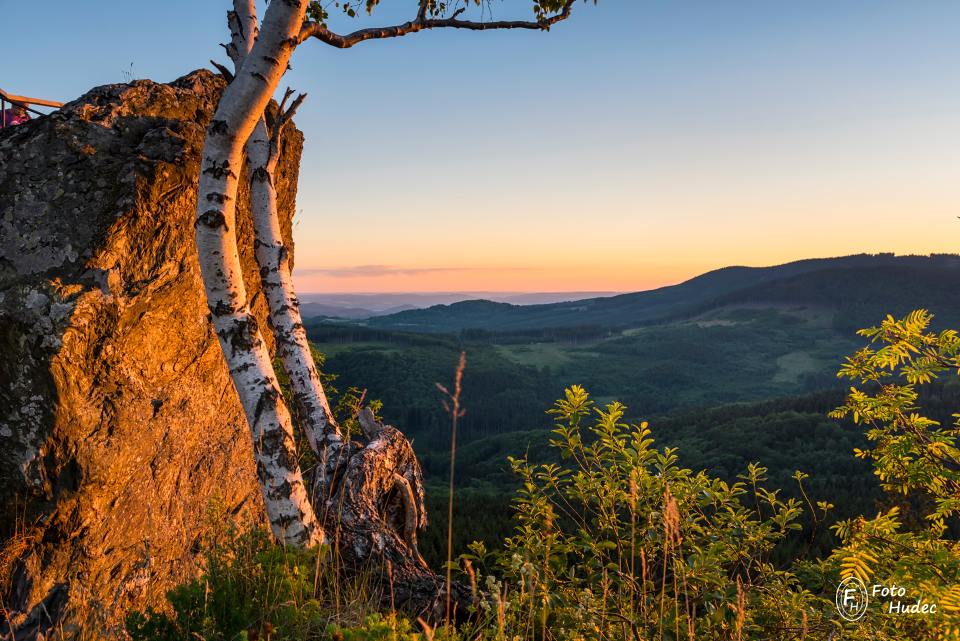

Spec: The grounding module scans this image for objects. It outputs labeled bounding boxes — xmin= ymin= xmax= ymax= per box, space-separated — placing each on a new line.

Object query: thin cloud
xmin=295 ymin=265 xmax=526 ymax=278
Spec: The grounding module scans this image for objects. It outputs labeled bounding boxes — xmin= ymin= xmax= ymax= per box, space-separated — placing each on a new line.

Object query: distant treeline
xmin=305 ymin=321 xmax=613 ymax=346
xmin=304 ymin=322 xmax=456 ymax=347
xmin=306 ymin=308 xmax=861 ymax=452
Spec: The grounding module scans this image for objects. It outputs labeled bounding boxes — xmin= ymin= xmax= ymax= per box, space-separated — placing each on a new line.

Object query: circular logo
xmin=836 ymin=577 xmax=869 ymax=621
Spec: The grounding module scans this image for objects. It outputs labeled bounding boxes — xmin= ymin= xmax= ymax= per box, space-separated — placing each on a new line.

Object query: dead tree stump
xmin=313 ymin=409 xmax=473 ymax=620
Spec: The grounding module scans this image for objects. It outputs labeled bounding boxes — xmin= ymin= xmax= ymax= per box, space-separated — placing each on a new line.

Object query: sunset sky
xmin=3 ymin=1 xmax=958 ymax=293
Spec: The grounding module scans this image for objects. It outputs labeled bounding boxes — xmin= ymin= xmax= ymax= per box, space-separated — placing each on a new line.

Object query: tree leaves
xmin=306 ymin=0 xmax=592 ymax=25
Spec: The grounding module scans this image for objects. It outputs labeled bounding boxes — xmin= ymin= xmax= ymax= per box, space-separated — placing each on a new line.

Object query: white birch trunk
xmin=246 ymin=117 xmax=342 ymax=459
xmin=197 ymin=0 xmax=322 ymax=546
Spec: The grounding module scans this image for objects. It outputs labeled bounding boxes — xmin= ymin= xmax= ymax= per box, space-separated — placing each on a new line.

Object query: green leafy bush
xmin=464 ymin=385 xmax=831 ymax=640
xmin=826 ymin=310 xmax=960 ymax=639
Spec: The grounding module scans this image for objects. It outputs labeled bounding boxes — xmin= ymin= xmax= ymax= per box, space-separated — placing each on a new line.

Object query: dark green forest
xmin=361 ymin=254 xmax=960 ymax=333
xmin=301 ymin=255 xmax=960 ymax=571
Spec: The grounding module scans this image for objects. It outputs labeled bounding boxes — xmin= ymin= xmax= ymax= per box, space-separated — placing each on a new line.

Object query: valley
xmin=303 ymin=253 xmax=960 ymax=565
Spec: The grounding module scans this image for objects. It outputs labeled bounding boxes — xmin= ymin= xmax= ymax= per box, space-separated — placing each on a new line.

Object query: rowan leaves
xmin=831 ymin=310 xmax=960 ymax=516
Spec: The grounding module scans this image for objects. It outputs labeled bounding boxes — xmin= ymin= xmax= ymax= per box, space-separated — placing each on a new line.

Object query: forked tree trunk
xmin=227 ymin=0 xmax=344 ymax=521
xmin=199 ymin=0 xmax=472 ymax=616
xmin=246 ymin=115 xmax=342 ymax=461
xmin=196 ymin=0 xmax=322 ymax=546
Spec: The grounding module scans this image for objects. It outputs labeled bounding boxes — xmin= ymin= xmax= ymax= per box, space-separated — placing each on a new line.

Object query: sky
xmin=2 ymin=1 xmax=958 ymax=293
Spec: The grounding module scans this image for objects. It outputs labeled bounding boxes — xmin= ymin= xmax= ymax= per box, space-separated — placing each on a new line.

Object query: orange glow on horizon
xmin=292 ymin=263 xmax=694 ymax=294
xmin=291 ymin=195 xmax=960 ymax=295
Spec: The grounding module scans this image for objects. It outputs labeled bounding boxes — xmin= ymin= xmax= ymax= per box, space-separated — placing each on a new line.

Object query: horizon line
xmin=297 ymin=290 xmax=625 ymax=295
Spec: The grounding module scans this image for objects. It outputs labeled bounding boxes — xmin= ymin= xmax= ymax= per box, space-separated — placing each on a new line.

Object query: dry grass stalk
xmin=435 ymin=351 xmax=467 ymax=635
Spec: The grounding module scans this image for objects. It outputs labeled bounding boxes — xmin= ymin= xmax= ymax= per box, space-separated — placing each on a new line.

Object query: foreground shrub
xmin=465 ymin=385 xmax=832 ymax=640
xmin=126 ymin=524 xmax=326 ymax=640
xmin=125 ymin=518 xmax=426 ymax=641
xmin=826 ymin=310 xmax=960 ymax=639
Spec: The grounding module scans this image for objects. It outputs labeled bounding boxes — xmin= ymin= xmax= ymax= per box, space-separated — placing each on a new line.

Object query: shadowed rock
xmin=0 ymin=70 xmax=303 ymax=638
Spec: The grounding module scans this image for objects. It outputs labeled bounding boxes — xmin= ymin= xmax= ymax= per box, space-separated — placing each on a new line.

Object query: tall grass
xmin=124 ymin=503 xmax=400 ymax=641
xmin=435 ymin=351 xmax=466 ymax=635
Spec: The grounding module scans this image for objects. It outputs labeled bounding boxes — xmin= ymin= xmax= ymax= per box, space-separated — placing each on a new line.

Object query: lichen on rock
xmin=0 ymin=70 xmax=304 ymax=639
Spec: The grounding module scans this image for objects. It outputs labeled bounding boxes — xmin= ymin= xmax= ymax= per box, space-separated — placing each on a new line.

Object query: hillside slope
xmin=364 ymin=254 xmax=960 ymax=332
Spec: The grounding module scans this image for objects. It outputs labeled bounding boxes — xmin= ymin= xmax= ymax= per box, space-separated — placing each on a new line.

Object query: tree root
xmin=313 ymin=409 xmax=474 ymax=620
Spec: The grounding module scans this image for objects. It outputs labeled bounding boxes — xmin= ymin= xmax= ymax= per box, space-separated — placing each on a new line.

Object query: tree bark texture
xmin=196 ymin=0 xmax=321 ymax=547
xmin=196 ymin=0 xmax=577 ymax=611
xmin=246 ymin=114 xmax=341 ymax=460
xmin=318 ymin=409 xmax=474 ymax=618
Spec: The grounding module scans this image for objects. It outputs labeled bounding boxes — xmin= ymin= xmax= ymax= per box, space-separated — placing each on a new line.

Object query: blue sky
xmin=3 ymin=1 xmax=958 ymax=292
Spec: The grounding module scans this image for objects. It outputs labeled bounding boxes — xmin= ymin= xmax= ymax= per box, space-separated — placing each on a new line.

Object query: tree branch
xmin=226 ymin=0 xmax=258 ymax=68
xmin=210 ymin=59 xmax=235 ymax=83
xmin=416 ymin=0 xmax=430 ymax=23
xmin=298 ymin=1 xmax=576 ymax=49
xmin=265 ymin=87 xmax=307 ymax=171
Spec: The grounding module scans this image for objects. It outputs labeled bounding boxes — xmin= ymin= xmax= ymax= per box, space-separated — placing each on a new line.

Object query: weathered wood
xmin=315 ymin=409 xmax=473 ymax=619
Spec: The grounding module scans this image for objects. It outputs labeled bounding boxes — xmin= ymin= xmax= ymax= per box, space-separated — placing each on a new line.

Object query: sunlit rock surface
xmin=0 ymin=70 xmax=303 ymax=638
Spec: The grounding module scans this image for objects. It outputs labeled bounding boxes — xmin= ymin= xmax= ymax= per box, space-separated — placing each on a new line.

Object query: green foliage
xmin=831 ymin=309 xmax=960 ymax=516
xmin=825 ymin=310 xmax=960 ymax=639
xmin=457 ymin=364 xmax=960 ymax=639
xmin=464 ymin=386 xmax=830 ymax=640
xmin=126 ymin=517 xmax=330 ymax=641
xmin=124 ymin=507 xmax=431 ymax=641
xmin=417 ymin=390 xmax=891 ymax=569
xmin=327 ymin=614 xmax=423 ymax=640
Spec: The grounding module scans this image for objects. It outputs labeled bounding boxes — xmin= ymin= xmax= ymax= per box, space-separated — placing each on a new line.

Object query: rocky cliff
xmin=0 ymin=70 xmax=304 ymax=638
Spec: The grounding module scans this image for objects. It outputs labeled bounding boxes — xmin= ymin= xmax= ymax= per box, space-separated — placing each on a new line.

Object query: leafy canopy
xmin=307 ymin=0 xmax=581 ymax=24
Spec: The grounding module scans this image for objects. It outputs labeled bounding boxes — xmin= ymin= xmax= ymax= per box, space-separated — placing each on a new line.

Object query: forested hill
xmin=306 ymin=254 xmax=960 ymax=570
xmin=362 ymin=253 xmax=960 ymax=332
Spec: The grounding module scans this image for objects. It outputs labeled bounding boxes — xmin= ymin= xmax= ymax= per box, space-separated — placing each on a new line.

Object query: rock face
xmin=0 ymin=70 xmax=304 ymax=638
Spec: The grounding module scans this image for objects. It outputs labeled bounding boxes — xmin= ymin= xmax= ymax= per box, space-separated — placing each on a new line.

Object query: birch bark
xmin=199 ymin=0 xmax=579 ymax=553
xmin=229 ymin=0 xmax=341 ymax=486
xmin=246 ymin=113 xmax=342 ymax=459
xmin=196 ymin=0 xmax=321 ymax=546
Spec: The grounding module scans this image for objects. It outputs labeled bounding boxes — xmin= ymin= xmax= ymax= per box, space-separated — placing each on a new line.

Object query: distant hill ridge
xmin=363 ymin=253 xmax=960 ymax=332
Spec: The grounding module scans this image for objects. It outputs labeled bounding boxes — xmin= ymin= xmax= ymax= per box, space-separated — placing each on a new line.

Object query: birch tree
xmin=196 ymin=0 xmax=583 ymax=609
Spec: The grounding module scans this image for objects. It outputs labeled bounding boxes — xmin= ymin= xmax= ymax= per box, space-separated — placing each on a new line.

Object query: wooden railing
xmin=0 ymin=87 xmax=64 ymax=127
